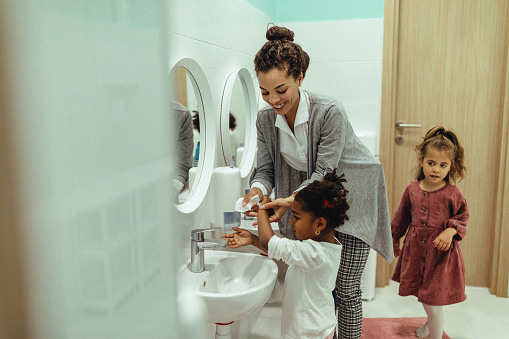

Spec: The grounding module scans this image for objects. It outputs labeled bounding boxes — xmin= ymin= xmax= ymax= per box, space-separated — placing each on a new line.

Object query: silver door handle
xmin=396 ymin=121 xmax=422 ymax=131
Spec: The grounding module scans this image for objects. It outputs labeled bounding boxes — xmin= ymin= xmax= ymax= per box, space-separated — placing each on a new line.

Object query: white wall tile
xmin=303 ymin=61 xmax=383 ymax=104
xmin=1 ymin=1 xmax=179 ymax=337
xmin=220 ymin=0 xmax=272 ymax=55
xmin=169 ymin=0 xmax=224 ymax=46
xmin=284 ymin=19 xmax=384 ymax=145
xmin=344 ymin=103 xmax=382 ymax=154
xmin=280 ymin=19 xmax=384 ymax=62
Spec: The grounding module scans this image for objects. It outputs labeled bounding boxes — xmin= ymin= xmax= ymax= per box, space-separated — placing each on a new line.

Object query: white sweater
xmin=268 ymin=235 xmax=341 ymax=339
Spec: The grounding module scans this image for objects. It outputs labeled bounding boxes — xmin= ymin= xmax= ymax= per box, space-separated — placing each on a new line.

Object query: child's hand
xmin=393 ymin=238 xmax=401 ymax=257
xmin=433 ymin=228 xmax=457 ymax=251
xmin=222 ymin=227 xmax=254 ymax=248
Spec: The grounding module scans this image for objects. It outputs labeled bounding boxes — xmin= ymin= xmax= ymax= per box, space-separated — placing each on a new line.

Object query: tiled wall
xmin=282 ymin=19 xmax=384 ymax=154
xmin=0 ymin=1 xmax=179 ymax=337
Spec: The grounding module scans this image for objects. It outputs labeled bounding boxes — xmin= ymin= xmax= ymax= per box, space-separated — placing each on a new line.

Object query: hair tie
xmin=324 ymin=200 xmax=334 ymax=209
xmin=443 ymin=131 xmax=455 ymax=143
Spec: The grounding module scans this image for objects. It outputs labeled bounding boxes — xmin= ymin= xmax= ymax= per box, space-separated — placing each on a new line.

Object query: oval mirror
xmin=220 ymin=68 xmax=257 ymax=180
xmin=169 ymin=58 xmax=215 ymax=213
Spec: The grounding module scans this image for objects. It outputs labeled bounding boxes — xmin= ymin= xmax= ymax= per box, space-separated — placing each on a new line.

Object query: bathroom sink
xmin=178 ymin=250 xmax=278 ymax=323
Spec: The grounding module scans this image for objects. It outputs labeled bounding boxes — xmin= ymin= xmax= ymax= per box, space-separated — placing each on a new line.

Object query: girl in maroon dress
xmin=391 ymin=126 xmax=469 ymax=339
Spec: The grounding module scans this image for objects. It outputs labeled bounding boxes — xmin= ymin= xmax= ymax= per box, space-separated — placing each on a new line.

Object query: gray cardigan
xmin=251 ymin=91 xmax=394 ymax=263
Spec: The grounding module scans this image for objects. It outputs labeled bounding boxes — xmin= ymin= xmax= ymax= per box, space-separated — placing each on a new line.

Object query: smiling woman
xmin=257 ymin=69 xmax=303 ymax=128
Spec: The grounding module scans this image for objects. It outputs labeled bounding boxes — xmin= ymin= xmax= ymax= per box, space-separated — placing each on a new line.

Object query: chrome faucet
xmin=190 ymin=227 xmax=227 ymax=273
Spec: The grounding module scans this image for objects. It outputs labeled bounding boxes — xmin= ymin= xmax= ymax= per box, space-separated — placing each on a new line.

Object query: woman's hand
xmin=433 ymin=228 xmax=457 ymax=251
xmin=222 ymin=227 xmax=254 ymax=248
xmin=253 ymin=194 xmax=295 ymax=226
xmin=393 ymin=238 xmax=401 ymax=257
xmin=241 ymin=187 xmax=263 ymax=217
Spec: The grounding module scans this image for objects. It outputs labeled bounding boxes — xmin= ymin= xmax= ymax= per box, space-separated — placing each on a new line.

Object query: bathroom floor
xmin=249 ymin=281 xmax=509 ymax=339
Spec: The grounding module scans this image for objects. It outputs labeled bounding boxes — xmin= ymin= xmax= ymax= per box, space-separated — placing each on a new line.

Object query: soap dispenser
xmin=210 ymin=162 xmax=241 ymax=229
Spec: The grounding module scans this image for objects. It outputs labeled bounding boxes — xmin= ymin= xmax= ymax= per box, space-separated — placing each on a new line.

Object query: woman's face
xmin=257 ymin=68 xmax=303 ymax=119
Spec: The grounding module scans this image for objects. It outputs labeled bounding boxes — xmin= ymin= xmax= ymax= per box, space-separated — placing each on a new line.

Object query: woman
xmin=240 ymin=25 xmax=394 ymax=339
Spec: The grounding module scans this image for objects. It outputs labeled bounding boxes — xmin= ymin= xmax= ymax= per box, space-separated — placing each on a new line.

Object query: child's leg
xmin=421 ymin=304 xmax=444 ymax=339
xmin=333 ymin=232 xmax=370 ymax=339
xmin=415 ymin=303 xmax=429 ymax=338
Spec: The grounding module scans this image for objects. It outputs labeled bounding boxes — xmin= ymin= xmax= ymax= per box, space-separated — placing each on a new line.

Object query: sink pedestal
xmin=215 ymin=322 xmax=233 ymax=339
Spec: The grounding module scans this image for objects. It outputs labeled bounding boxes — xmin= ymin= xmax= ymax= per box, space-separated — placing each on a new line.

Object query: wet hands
xmin=433 ymin=227 xmax=457 ymax=251
xmin=222 ymin=227 xmax=254 ymax=248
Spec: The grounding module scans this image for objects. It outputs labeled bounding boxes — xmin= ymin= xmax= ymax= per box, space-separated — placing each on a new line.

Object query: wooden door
xmin=378 ymin=0 xmax=509 ymax=297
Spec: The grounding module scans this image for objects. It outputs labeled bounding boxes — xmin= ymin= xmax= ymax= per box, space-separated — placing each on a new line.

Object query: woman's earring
xmin=315 ymin=230 xmax=320 ymax=236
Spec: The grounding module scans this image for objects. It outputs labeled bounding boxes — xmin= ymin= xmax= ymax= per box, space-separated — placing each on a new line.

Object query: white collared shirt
xmin=252 ymin=89 xmax=309 ymax=196
xmin=276 ymin=88 xmax=309 ymax=172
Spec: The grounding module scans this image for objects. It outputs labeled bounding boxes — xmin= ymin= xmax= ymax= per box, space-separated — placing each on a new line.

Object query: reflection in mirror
xmin=229 ymin=75 xmax=247 ymax=168
xmin=169 ymin=66 xmax=202 ymax=205
xmin=220 ymin=68 xmax=257 ymax=182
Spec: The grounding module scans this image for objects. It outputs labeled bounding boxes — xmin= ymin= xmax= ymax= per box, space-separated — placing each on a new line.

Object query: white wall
xmin=281 ymin=19 xmax=384 ymax=155
xmin=0 ymin=1 xmax=181 ymax=338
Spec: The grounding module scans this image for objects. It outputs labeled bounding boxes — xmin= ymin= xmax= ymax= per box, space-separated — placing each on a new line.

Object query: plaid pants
xmin=333 ymin=232 xmax=371 ymax=339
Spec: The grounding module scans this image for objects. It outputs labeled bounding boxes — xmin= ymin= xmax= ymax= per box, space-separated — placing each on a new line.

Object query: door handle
xmin=396 ymin=120 xmax=422 ymax=131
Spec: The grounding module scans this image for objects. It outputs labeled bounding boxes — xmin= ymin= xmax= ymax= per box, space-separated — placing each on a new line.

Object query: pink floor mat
xmin=362 ymin=317 xmax=451 ymax=338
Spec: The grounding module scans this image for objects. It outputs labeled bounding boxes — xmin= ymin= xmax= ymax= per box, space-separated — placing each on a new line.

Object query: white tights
xmin=415 ymin=303 xmax=444 ymax=339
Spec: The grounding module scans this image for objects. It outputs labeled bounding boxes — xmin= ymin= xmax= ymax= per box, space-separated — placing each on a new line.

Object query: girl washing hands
xmin=392 ymin=126 xmax=469 ymax=339
xmin=224 ymin=169 xmax=349 ymax=339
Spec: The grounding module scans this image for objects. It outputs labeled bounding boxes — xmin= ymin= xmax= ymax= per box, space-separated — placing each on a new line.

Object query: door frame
xmin=377 ymin=0 xmax=509 ymax=298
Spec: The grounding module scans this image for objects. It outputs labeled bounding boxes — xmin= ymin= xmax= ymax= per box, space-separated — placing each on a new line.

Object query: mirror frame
xmin=220 ymin=68 xmax=257 ymax=178
xmin=171 ymin=58 xmax=215 ymax=214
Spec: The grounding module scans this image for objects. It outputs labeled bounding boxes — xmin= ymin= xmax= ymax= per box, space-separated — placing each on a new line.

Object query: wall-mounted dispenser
xmin=210 ymin=162 xmax=241 ymax=229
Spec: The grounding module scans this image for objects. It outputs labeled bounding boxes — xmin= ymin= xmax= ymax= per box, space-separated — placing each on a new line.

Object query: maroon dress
xmin=391 ymin=181 xmax=469 ymax=306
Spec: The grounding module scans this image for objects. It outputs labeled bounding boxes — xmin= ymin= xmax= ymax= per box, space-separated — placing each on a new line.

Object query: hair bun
xmin=266 ymin=25 xmax=294 ymax=42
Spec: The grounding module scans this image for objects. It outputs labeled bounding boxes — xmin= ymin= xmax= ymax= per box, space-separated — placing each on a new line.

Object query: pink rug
xmin=362 ymin=317 xmax=451 ymax=338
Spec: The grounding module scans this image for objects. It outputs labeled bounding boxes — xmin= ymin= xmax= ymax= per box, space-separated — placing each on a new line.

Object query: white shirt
xmin=252 ymin=89 xmax=309 ymax=196
xmin=268 ymin=235 xmax=341 ymax=339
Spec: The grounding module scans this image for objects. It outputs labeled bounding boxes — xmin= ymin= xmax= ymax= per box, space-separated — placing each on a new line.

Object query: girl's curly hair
xmin=294 ymin=169 xmax=349 ymax=232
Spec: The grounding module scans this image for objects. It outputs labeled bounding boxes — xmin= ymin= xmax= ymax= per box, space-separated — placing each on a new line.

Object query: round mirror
xmin=220 ymin=68 xmax=257 ymax=179
xmin=169 ymin=58 xmax=215 ymax=213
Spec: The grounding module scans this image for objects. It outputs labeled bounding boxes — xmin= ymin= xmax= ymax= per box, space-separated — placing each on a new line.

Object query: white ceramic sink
xmin=178 ymin=250 xmax=278 ymax=323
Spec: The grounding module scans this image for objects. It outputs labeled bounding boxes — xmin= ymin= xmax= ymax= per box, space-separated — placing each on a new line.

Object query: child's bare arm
xmin=258 ymin=196 xmax=275 ymax=251
xmin=222 ymin=227 xmax=267 ymax=253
